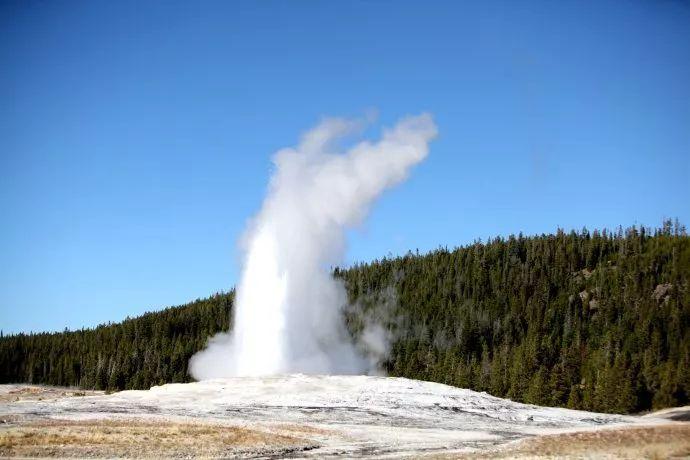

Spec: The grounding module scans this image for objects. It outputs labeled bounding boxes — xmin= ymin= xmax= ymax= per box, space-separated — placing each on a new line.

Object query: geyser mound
xmin=190 ymin=113 xmax=437 ymax=379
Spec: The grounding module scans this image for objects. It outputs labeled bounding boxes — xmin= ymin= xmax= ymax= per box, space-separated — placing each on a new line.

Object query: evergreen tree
xmin=1 ymin=222 xmax=688 ymax=414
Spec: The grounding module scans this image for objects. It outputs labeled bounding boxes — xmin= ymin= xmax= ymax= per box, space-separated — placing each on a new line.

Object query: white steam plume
xmin=190 ymin=113 xmax=437 ymax=379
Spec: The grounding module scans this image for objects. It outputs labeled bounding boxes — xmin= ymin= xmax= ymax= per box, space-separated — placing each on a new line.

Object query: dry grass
xmin=272 ymin=422 xmax=337 ymax=436
xmin=3 ymin=385 xmax=689 ymax=458
xmin=442 ymin=423 xmax=690 ymax=459
xmin=0 ymin=418 xmax=316 ymax=458
xmin=0 ymin=385 xmax=100 ymax=403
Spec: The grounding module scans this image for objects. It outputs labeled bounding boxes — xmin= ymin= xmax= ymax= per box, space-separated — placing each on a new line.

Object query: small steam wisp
xmin=190 ymin=113 xmax=437 ymax=379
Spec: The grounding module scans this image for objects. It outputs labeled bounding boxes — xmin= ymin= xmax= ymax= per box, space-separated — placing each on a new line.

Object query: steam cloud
xmin=190 ymin=113 xmax=437 ymax=379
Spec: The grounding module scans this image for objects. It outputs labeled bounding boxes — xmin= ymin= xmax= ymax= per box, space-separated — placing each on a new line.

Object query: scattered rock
xmin=652 ymin=284 xmax=673 ymax=302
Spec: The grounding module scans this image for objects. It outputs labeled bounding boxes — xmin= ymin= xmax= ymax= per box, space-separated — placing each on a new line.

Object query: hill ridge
xmin=2 ymin=222 xmax=688 ymax=414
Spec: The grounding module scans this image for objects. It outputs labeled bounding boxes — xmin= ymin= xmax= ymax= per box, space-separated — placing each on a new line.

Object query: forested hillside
xmin=2 ymin=221 xmax=688 ymax=414
xmin=0 ymin=295 xmax=232 ymax=391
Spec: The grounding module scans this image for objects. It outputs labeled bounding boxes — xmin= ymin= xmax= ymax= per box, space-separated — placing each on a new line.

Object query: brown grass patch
xmin=441 ymin=423 xmax=690 ymax=459
xmin=0 ymin=386 xmax=100 ymax=403
xmin=272 ymin=422 xmax=336 ymax=436
xmin=0 ymin=418 xmax=316 ymax=458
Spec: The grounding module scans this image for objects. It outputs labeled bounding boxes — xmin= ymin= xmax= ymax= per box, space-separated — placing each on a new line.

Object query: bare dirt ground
xmin=1 ymin=380 xmax=688 ymax=459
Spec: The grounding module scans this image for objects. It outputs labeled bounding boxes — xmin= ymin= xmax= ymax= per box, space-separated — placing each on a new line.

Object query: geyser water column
xmin=190 ymin=113 xmax=437 ymax=379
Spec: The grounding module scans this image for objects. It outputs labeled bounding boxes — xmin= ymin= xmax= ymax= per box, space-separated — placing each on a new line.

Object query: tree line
xmin=1 ymin=221 xmax=688 ymax=413
xmin=0 ymin=294 xmax=231 ymax=391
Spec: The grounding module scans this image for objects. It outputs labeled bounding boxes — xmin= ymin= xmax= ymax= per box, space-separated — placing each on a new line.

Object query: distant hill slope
xmin=0 ymin=293 xmax=233 ymax=391
xmin=1 ymin=221 xmax=688 ymax=414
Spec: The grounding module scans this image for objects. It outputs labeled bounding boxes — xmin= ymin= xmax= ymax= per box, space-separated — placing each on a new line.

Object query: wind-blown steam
xmin=190 ymin=113 xmax=437 ymax=379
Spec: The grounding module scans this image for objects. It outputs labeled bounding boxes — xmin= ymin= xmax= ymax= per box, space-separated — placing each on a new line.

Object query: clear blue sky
xmin=1 ymin=1 xmax=689 ymax=334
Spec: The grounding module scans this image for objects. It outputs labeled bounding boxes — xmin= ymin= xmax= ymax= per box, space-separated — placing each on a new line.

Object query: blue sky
xmin=1 ymin=0 xmax=689 ymax=334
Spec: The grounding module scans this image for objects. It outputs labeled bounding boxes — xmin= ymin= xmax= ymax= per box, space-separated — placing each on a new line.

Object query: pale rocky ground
xmin=0 ymin=375 xmax=688 ymax=459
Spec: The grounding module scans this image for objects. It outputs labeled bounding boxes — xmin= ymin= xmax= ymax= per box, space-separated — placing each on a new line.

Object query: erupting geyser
xmin=190 ymin=113 xmax=437 ymax=379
